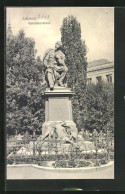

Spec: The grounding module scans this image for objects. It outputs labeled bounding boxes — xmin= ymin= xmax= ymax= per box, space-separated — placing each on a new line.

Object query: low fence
xmin=7 ymin=131 xmax=114 ymax=168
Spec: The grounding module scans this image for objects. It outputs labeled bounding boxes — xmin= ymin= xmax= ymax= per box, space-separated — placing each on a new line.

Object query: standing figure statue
xmin=43 ymin=41 xmax=68 ymax=90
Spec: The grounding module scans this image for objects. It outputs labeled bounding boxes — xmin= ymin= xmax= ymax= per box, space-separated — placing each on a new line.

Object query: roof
xmin=88 ymin=59 xmax=111 ymax=68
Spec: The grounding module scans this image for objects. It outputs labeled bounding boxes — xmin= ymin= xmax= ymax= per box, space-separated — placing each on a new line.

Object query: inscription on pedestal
xmin=49 ymin=97 xmax=70 ymax=121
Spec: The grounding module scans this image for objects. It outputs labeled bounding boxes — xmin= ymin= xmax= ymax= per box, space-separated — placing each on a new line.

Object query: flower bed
xmin=7 ymin=151 xmax=110 ymax=168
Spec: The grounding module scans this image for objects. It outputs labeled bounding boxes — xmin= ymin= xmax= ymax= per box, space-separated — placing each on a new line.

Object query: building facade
xmin=87 ymin=59 xmax=114 ymax=84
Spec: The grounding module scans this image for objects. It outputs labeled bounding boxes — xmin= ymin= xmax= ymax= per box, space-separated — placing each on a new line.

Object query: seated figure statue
xmin=43 ymin=41 xmax=68 ymax=90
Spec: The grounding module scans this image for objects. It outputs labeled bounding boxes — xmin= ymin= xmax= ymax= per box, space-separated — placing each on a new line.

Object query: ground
xmin=7 ymin=163 xmax=114 ymax=179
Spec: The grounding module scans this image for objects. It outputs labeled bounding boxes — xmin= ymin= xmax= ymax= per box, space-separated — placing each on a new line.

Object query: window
xmin=87 ymin=78 xmax=92 ymax=84
xmin=96 ymin=76 xmax=102 ymax=83
xmin=106 ymin=74 xmax=112 ymax=83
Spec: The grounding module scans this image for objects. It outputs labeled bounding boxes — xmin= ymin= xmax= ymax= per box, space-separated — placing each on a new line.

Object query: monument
xmin=42 ymin=41 xmax=78 ymax=141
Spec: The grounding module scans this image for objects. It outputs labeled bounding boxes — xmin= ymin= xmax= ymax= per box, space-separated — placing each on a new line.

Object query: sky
xmin=6 ymin=7 xmax=114 ymax=62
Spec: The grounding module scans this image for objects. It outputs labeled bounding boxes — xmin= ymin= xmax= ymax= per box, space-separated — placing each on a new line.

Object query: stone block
xmin=42 ymin=87 xmax=78 ymax=139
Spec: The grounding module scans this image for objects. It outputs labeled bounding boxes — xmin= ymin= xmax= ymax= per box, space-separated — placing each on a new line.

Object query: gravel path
xmin=7 ymin=163 xmax=114 ymax=179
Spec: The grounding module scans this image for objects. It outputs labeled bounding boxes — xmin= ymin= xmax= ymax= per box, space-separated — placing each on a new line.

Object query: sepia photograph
xmin=6 ymin=7 xmax=114 ymax=179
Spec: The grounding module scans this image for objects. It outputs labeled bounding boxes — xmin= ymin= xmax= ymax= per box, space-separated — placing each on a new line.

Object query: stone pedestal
xmin=42 ymin=87 xmax=78 ymax=139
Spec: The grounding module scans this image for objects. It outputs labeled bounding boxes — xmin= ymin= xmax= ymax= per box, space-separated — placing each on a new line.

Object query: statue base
xmin=42 ymin=121 xmax=78 ymax=140
xmin=42 ymin=87 xmax=78 ymax=140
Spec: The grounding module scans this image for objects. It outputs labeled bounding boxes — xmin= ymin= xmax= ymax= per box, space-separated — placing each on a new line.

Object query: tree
xmin=6 ymin=29 xmax=46 ymax=136
xmin=60 ymin=15 xmax=87 ymax=131
xmin=84 ymin=82 xmax=114 ymax=133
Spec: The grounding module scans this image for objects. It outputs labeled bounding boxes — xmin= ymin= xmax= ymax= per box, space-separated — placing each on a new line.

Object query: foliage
xmin=60 ymin=15 xmax=114 ymax=133
xmin=7 ymin=152 xmax=111 ymax=166
xmin=60 ymin=15 xmax=87 ymax=131
xmin=84 ymin=82 xmax=114 ymax=133
xmin=6 ymin=29 xmax=46 ymax=136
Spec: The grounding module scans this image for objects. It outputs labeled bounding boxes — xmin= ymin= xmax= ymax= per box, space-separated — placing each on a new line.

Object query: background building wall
xmin=87 ymin=60 xmax=114 ymax=84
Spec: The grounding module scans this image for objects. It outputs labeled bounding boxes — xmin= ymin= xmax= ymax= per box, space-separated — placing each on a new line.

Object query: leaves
xmin=6 ymin=29 xmax=45 ymax=136
xmin=84 ymin=82 xmax=114 ymax=132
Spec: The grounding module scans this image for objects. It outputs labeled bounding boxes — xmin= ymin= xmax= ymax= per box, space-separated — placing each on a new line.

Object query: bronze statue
xmin=43 ymin=41 xmax=68 ymax=90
